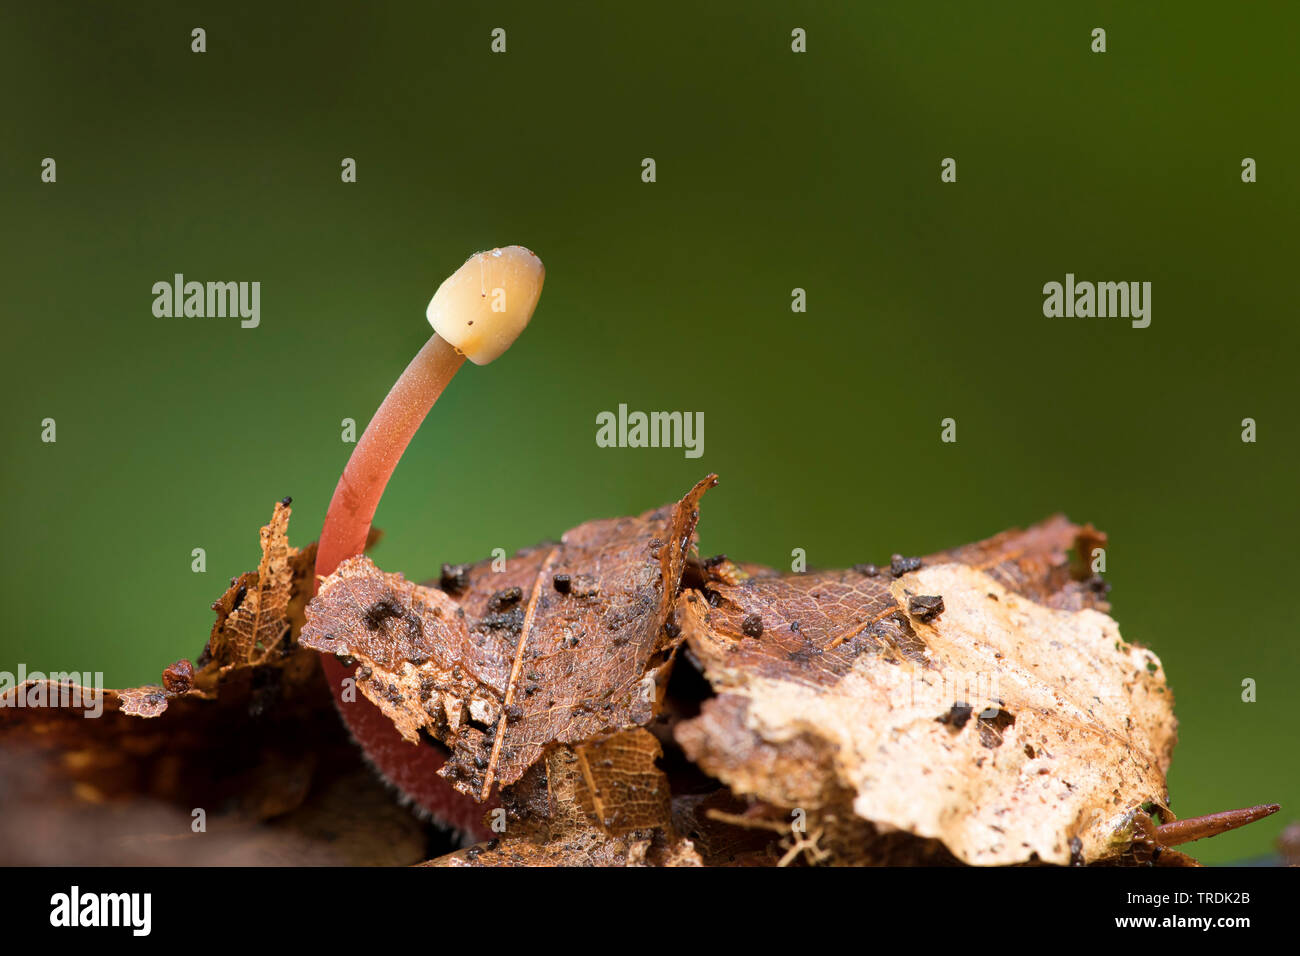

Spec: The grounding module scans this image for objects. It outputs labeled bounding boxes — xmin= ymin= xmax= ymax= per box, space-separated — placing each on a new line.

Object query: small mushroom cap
xmin=426 ymin=246 xmax=545 ymax=365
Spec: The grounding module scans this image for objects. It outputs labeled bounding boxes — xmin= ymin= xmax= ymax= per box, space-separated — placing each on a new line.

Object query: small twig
xmin=1153 ymin=803 xmax=1280 ymax=847
xmin=777 ymin=826 xmax=832 ymax=867
xmin=703 ymin=808 xmax=790 ymax=835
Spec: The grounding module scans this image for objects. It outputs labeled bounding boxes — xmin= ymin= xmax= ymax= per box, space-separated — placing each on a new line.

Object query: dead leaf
xmin=200 ymin=498 xmax=318 ymax=684
xmin=0 ymin=501 xmax=428 ymax=866
xmin=572 ymin=728 xmax=673 ymax=836
xmin=428 ymin=730 xmax=699 ymax=867
xmin=673 ymin=516 xmax=1177 ymax=866
xmin=2 ymin=489 xmax=1248 ymax=868
xmin=0 ymin=665 xmax=429 ymax=864
xmin=300 ymin=476 xmax=716 ymax=801
xmin=68 ymin=500 xmax=322 ymax=721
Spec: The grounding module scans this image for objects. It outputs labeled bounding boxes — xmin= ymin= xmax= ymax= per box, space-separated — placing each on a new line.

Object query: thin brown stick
xmin=479 ymin=546 xmax=559 ymax=801
xmin=1154 ymin=803 xmax=1280 ymax=847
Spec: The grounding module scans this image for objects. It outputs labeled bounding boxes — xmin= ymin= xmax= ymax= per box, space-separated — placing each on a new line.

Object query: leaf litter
xmin=0 ymin=482 xmax=1281 ymax=865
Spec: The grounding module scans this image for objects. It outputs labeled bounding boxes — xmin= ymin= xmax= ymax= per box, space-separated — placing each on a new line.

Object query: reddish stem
xmin=315 ymin=334 xmax=464 ymax=583
xmin=313 ymin=333 xmax=490 ymax=836
xmin=309 ymin=246 xmax=542 ymax=837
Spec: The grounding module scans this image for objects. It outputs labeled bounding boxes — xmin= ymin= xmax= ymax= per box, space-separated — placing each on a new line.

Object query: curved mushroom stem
xmin=312 ymin=335 xmax=484 ymax=832
xmin=315 ymin=334 xmax=464 ymax=583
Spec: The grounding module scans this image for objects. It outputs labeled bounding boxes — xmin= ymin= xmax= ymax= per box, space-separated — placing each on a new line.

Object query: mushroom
xmin=313 ymin=245 xmax=544 ymax=832
xmin=315 ymin=245 xmax=544 ymax=579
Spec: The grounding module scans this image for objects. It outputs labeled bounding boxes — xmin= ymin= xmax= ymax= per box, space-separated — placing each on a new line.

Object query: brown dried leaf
xmin=674 ymin=516 xmax=1177 ymax=866
xmin=300 ymin=476 xmax=716 ymax=801
xmin=0 ymin=502 xmax=425 ymax=865
xmin=92 ymin=501 xmax=320 ymax=720
xmin=202 ymin=499 xmax=318 ymax=680
xmin=573 ymin=728 xmax=673 ymax=836
xmin=2 ymin=484 xmax=1218 ymax=867
xmin=0 ymin=670 xmax=425 ymax=864
xmin=428 ymin=730 xmax=699 ymax=867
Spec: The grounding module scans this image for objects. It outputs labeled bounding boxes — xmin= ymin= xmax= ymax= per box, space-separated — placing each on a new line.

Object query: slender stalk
xmin=1154 ymin=803 xmax=1280 ymax=847
xmin=308 ymin=246 xmax=542 ymax=829
xmin=315 ymin=334 xmax=465 ymax=584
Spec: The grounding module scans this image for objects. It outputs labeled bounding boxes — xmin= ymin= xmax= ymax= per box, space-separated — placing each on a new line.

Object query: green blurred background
xmin=2 ymin=2 xmax=1295 ymax=862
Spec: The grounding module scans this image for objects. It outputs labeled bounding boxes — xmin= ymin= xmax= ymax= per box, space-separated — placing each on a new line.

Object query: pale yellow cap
xmin=425 ymin=246 xmax=545 ymax=365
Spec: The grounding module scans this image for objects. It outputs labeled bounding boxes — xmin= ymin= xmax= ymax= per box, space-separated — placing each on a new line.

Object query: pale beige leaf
xmin=676 ymin=560 xmax=1177 ymax=865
